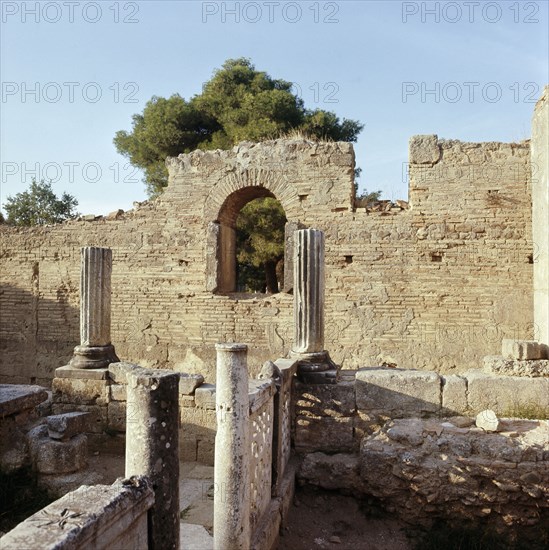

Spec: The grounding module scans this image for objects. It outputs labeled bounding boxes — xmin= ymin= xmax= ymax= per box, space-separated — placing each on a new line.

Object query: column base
xmin=290 ymin=351 xmax=339 ymax=384
xmin=69 ymin=345 xmax=120 ymax=369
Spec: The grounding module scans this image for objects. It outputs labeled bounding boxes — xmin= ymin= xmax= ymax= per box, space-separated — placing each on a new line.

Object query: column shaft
xmin=213 ymin=343 xmax=251 ymax=550
xmin=70 ymin=247 xmax=118 ymax=368
xmin=125 ymin=369 xmax=180 ymax=550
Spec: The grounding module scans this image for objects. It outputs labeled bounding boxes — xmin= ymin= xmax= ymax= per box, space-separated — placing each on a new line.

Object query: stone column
xmin=125 ymin=368 xmax=180 ymax=550
xmin=531 ymin=86 xmax=549 ymax=353
xmin=70 ymin=247 xmax=119 ymax=369
xmin=213 ymin=343 xmax=251 ymax=550
xmin=291 ymin=229 xmax=336 ymax=381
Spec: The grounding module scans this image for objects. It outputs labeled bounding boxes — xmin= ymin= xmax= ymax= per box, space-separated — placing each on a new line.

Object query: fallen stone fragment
xmin=476 ymin=409 xmax=500 ymax=432
xmin=47 ymin=411 xmax=90 ymax=440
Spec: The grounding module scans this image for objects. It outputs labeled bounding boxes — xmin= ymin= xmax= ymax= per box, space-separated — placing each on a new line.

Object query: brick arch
xmin=204 ymin=168 xmax=302 ymax=227
xmin=205 ymin=170 xmax=300 ymax=294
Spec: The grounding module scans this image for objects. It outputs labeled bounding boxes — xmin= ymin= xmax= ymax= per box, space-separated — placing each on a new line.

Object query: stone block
xmin=51 ymin=403 xmax=108 ymax=434
xmin=0 ymin=384 xmax=48 ymax=416
xmin=54 ymin=366 xmax=108 ymax=380
xmin=299 ymin=452 xmax=362 ymax=491
xmin=195 ymin=384 xmax=216 ymax=410
xmin=466 ymin=370 xmax=549 ymax=416
xmin=294 ymin=380 xmax=356 ymax=418
xmin=295 ymin=416 xmax=355 ymax=453
xmin=108 ymin=401 xmax=127 ymax=432
xmin=178 ymin=372 xmax=204 ymax=395
xmin=47 ymin=411 xmax=90 ymax=440
xmin=409 ymin=134 xmax=440 ymax=164
xmin=28 ymin=425 xmax=87 ymax=474
xmin=52 ymin=378 xmax=110 ymax=406
xmin=442 ymin=375 xmax=468 ymax=414
xmin=181 ymin=406 xmax=217 ymax=435
xmin=110 ymin=383 xmax=127 ymax=401
xmin=179 ymin=395 xmax=195 ymax=408
xmin=108 ymin=362 xmax=141 ymax=384
xmin=501 ymin=339 xmax=545 ymax=360
xmin=0 ymin=477 xmax=153 ymax=550
xmin=483 ymin=356 xmax=549 ymax=378
xmin=355 ymin=367 xmax=441 ymax=417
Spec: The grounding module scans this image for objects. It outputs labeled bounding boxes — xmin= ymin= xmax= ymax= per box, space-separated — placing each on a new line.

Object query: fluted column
xmin=70 ymin=247 xmax=119 ymax=369
xmin=291 ymin=229 xmax=336 ymax=381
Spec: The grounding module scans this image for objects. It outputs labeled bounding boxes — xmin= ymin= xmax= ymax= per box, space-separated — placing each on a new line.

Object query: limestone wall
xmin=0 ymin=134 xmax=534 ymax=385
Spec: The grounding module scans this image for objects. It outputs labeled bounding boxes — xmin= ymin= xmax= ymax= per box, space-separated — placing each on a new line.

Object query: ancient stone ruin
xmin=0 ymin=87 xmax=547 ymax=549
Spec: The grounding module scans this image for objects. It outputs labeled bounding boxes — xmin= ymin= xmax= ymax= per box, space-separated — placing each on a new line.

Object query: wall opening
xmin=209 ymin=186 xmax=289 ymax=294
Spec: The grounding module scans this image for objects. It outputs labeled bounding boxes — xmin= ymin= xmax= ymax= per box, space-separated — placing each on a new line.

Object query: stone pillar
xmin=531 ymin=86 xmax=549 ymax=354
xmin=70 ymin=247 xmax=119 ymax=369
xmin=213 ymin=343 xmax=251 ymax=550
xmin=125 ymin=368 xmax=180 ymax=550
xmin=291 ymin=229 xmax=336 ymax=382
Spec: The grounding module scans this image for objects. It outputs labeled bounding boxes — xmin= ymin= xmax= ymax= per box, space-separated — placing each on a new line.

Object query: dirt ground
xmin=278 ymin=485 xmax=413 ymax=550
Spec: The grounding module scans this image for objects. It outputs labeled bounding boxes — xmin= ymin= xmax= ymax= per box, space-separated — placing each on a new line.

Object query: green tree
xmin=3 ymin=179 xmax=79 ymax=226
xmin=236 ymin=198 xmax=287 ymax=293
xmin=114 ymin=58 xmax=364 ymax=196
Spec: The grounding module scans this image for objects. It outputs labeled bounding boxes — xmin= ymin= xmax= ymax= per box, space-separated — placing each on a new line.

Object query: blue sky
xmin=1 ymin=0 xmax=548 ymax=215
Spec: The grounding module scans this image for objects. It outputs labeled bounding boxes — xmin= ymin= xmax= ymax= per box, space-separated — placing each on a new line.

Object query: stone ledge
xmin=502 ymin=339 xmax=546 ymax=360
xmin=0 ymin=476 xmax=154 ymax=549
xmin=355 ymin=367 xmax=441 ymax=417
xmin=0 ymin=384 xmax=48 ymax=417
xmin=55 ymin=366 xmax=109 ymax=380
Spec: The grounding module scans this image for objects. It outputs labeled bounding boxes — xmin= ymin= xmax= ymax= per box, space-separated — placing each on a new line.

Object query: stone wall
xmin=0 ymin=130 xmax=535 ymax=385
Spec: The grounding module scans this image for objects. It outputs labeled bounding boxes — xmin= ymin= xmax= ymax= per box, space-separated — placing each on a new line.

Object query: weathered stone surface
xmin=108 ymin=361 xmax=141 ymax=384
xmin=409 ymin=134 xmax=441 ymax=164
xmin=502 ymin=339 xmax=545 ymax=360
xmin=28 ymin=424 xmax=88 ymax=474
xmin=532 ymin=87 xmax=549 ymax=350
xmin=195 ymin=383 xmax=216 ymax=409
xmin=355 ymin=367 xmax=441 ymax=417
xmin=441 ymin=375 xmax=468 ymax=413
xmin=476 ymin=409 xmax=500 ymax=432
xmin=294 ymin=380 xmax=356 ymax=418
xmin=109 ymin=383 xmax=126 ymax=401
xmin=47 ymin=411 xmax=90 ymax=440
xmin=51 ymin=403 xmax=108 ymax=434
xmin=125 ymin=368 xmax=180 ymax=550
xmin=52 ymin=377 xmax=110 ymax=406
xmin=299 ymin=452 xmax=363 ymax=491
xmin=178 ymin=372 xmax=205 ymax=395
xmin=54 ymin=366 xmax=109 ymax=380
xmin=0 ymin=384 xmax=48 ymax=416
xmin=0 ymin=132 xmax=539 ymax=384
xmin=483 ymin=355 xmax=549 ymax=377
xmin=295 ymin=415 xmax=354 ymax=453
xmin=352 ymin=418 xmax=549 ymax=539
xmin=214 ymin=343 xmax=250 ymax=550
xmin=0 ymin=476 xmax=153 ymax=550
xmin=249 ymin=379 xmax=275 ymax=414
xmin=466 ymin=370 xmax=549 ymax=416
xmin=107 ymin=401 xmax=126 ymax=432
xmin=69 ymin=247 xmax=119 ymax=369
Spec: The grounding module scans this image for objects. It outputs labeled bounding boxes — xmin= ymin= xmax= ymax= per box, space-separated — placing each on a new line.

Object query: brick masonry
xmin=0 ymin=133 xmax=536 ymax=385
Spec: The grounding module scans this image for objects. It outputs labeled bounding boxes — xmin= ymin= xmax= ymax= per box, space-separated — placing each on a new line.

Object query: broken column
xmin=213 ymin=343 xmax=251 ymax=550
xmin=291 ymin=228 xmax=337 ymax=382
xmin=70 ymin=247 xmax=119 ymax=369
xmin=125 ymin=368 xmax=180 ymax=550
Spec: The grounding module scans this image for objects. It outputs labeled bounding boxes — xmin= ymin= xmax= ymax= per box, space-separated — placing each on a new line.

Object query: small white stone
xmin=476 ymin=409 xmax=500 ymax=432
